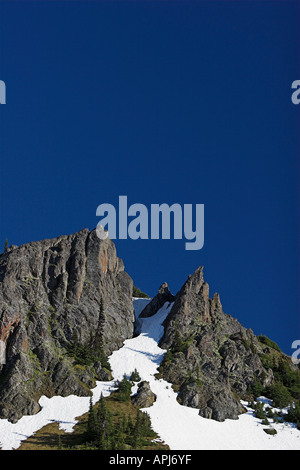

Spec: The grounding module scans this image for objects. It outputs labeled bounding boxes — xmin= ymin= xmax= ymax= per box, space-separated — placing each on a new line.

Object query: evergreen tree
xmin=253 ymin=401 xmax=267 ymax=420
xmin=266 ymin=382 xmax=293 ymax=408
xmin=97 ymin=393 xmax=114 ymax=450
xmin=112 ymin=426 xmax=126 ymax=450
xmin=131 ymin=409 xmax=142 ymax=449
xmin=57 ymin=434 xmax=63 ymax=450
xmin=87 ymin=397 xmax=97 ymax=442
xmin=127 ymin=415 xmax=134 ymax=434
xmin=121 ymin=414 xmax=127 ymax=434
xmin=130 ymin=368 xmax=141 ymax=382
xmin=90 ymin=296 xmax=111 ymax=371
xmin=285 ymin=403 xmax=300 ymax=428
xmin=132 ymin=286 xmax=149 ymax=298
xmin=141 ymin=411 xmax=154 ymax=437
xmin=116 ymin=374 xmax=132 ymax=402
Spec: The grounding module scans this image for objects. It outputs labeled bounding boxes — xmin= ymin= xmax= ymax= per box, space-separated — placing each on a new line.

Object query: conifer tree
xmin=127 ymin=415 xmax=134 ymax=434
xmin=130 ymin=368 xmax=141 ymax=382
xmin=97 ymin=393 xmax=113 ymax=450
xmin=132 ymin=409 xmax=142 ymax=449
xmin=87 ymin=397 xmax=97 ymax=442
xmin=117 ymin=374 xmax=132 ymax=402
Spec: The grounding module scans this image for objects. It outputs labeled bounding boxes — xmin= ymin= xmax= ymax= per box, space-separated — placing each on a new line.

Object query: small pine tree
xmin=163 ymin=349 xmax=174 ymax=363
xmin=253 ymin=401 xmax=267 ymax=420
xmin=130 ymin=368 xmax=141 ymax=382
xmin=285 ymin=403 xmax=300 ymax=426
xmin=116 ymin=374 xmax=132 ymax=402
xmin=97 ymin=393 xmax=114 ymax=450
xmin=57 ymin=434 xmax=63 ymax=450
xmin=87 ymin=397 xmax=97 ymax=442
xmin=266 ymin=382 xmax=293 ymax=408
xmin=131 ymin=409 xmax=142 ymax=449
xmin=248 ymin=378 xmax=264 ymax=397
xmin=132 ymin=286 xmax=149 ymax=298
xmin=112 ymin=426 xmax=126 ymax=450
xmin=127 ymin=415 xmax=134 ymax=434
xmin=140 ymin=411 xmax=155 ymax=437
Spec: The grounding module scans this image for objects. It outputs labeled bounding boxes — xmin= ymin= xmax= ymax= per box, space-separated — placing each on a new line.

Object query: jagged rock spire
xmin=139 ymin=282 xmax=175 ymax=318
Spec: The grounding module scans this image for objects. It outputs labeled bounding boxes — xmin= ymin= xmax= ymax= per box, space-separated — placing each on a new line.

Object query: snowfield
xmin=0 ymin=298 xmax=299 ymax=450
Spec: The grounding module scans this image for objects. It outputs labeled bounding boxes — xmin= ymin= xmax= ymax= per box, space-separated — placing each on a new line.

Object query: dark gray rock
xmin=158 ymin=267 xmax=272 ymax=422
xmin=139 ymin=282 xmax=174 ymax=318
xmin=0 ymin=228 xmax=134 ymax=422
xmin=131 ymin=381 xmax=156 ymax=408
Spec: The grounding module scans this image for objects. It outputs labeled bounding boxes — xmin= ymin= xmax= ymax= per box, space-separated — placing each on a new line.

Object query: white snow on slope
xmin=0 ymin=297 xmax=299 ymax=450
xmin=117 ymin=299 xmax=300 ymax=450
xmin=0 ymin=378 xmax=116 ymax=450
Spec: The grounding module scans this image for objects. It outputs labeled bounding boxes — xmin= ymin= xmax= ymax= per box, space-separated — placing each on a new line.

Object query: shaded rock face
xmin=139 ymin=283 xmax=174 ymax=318
xmin=158 ymin=267 xmax=273 ymax=422
xmin=0 ymin=229 xmax=134 ymax=423
xmin=131 ymin=381 xmax=156 ymax=408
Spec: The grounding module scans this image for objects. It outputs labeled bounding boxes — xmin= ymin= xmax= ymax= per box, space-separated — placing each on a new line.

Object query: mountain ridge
xmin=0 ymin=228 xmax=299 ymax=429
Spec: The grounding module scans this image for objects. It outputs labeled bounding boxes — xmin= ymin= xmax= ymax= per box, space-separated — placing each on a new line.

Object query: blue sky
xmin=0 ymin=1 xmax=299 ymax=354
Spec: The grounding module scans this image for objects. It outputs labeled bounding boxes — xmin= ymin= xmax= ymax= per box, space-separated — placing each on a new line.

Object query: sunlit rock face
xmin=0 ymin=228 xmax=134 ymax=423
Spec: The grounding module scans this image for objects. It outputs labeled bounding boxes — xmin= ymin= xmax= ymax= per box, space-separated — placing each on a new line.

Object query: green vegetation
xmin=260 ymin=356 xmax=300 ymax=408
xmin=249 ymin=397 xmax=300 ymax=431
xmin=130 ymin=368 xmax=141 ymax=382
xmin=247 ymin=378 xmax=264 ymax=397
xmin=251 ymin=400 xmax=267 ymax=420
xmin=0 ymin=238 xmax=9 ymax=255
xmin=169 ymin=321 xmax=195 ymax=354
xmin=85 ymin=393 xmax=157 ymax=450
xmin=247 ymin=338 xmax=300 ymax=430
xmin=258 ymin=335 xmax=281 ymax=353
xmin=18 ymin=365 xmax=168 ymax=451
xmin=132 ymin=286 xmax=150 ymax=299
xmin=66 ymin=339 xmax=111 ymax=371
xmin=251 ymin=401 xmax=278 ymax=423
xmin=162 ymin=349 xmax=174 ymax=363
xmin=273 ymin=359 xmax=300 ymax=401
xmin=114 ymin=374 xmax=133 ymax=402
xmin=247 ymin=335 xmax=300 ymax=422
xmin=18 ymin=391 xmax=168 ymax=451
xmin=265 ymin=382 xmax=293 ymax=409
xmin=66 ymin=296 xmax=111 ymax=372
xmin=285 ymin=403 xmax=300 ymax=429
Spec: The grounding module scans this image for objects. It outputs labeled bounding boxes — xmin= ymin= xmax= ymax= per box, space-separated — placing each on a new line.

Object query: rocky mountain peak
xmin=0 ymin=231 xmax=296 ymax=427
xmin=157 ymin=266 xmax=274 ymax=421
xmin=174 ymin=266 xmax=205 ymax=299
xmin=0 ymin=228 xmax=134 ymax=423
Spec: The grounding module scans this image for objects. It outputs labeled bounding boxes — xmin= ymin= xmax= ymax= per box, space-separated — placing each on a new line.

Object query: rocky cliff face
xmin=0 ymin=229 xmax=292 ymax=426
xmin=144 ymin=267 xmax=273 ymax=422
xmin=0 ymin=229 xmax=134 ymax=423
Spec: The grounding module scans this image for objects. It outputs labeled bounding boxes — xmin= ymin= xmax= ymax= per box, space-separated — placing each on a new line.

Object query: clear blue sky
xmin=0 ymin=1 xmax=299 ymax=354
